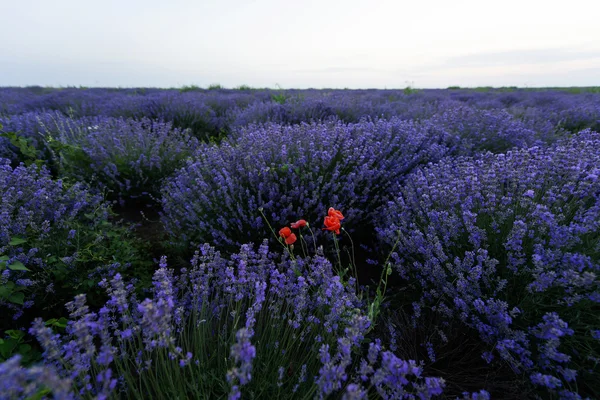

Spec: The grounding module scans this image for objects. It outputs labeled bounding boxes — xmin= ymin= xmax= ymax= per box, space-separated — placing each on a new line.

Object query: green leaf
xmin=0 ymin=339 xmax=17 ymax=359
xmin=8 ymin=292 xmax=25 ymax=305
xmin=6 ymin=330 xmax=24 ymax=340
xmin=0 ymin=285 xmax=13 ymax=299
xmin=26 ymin=388 xmax=52 ymax=400
xmin=9 ymin=237 xmax=27 ymax=246
xmin=46 ymin=256 xmax=58 ymax=264
xmin=55 ymin=317 xmax=68 ymax=328
xmin=0 ymin=131 xmax=16 ymax=140
xmin=18 ymin=344 xmax=32 ymax=354
xmin=0 ymin=256 xmax=9 ymax=261
xmin=8 ymin=261 xmax=29 ymax=271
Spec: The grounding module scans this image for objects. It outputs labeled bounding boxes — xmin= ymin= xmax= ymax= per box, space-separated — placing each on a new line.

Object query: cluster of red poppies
xmin=278 ymin=219 xmax=305 ymax=245
xmin=278 ymin=207 xmax=344 ymax=246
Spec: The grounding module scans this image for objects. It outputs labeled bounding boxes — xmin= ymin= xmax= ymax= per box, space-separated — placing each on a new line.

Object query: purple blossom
xmin=227 ymin=328 xmax=256 ymax=388
xmin=0 ymin=355 xmax=74 ymax=400
xmin=530 ymin=372 xmax=563 ymax=389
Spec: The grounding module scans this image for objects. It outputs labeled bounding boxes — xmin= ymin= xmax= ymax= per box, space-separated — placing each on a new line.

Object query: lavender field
xmin=0 ymin=86 xmax=599 ymax=399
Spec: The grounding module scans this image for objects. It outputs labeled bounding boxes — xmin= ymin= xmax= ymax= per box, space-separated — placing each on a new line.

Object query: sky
xmin=1 ymin=0 xmax=600 ymax=89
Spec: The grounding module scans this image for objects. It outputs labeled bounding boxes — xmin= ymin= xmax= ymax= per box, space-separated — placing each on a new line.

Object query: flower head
xmin=323 ymin=216 xmax=342 ymax=235
xmin=291 ymin=219 xmax=307 ymax=229
xmin=285 ymin=233 xmax=297 ymax=245
xmin=328 ymin=207 xmax=344 ymax=221
xmin=279 ymin=227 xmax=292 ymax=238
xmin=279 ymin=226 xmax=296 ymax=245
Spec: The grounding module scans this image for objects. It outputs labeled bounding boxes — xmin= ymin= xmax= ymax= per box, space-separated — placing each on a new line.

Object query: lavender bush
xmin=2 ymin=243 xmax=446 ymax=399
xmin=2 ymin=114 xmax=200 ymax=201
xmin=428 ymin=106 xmax=546 ymax=154
xmin=0 ymin=121 xmax=22 ymax=164
xmin=377 ymin=130 xmax=600 ymax=398
xmin=0 ymin=158 xmax=150 ymax=334
xmin=0 ymin=159 xmax=107 ymax=324
xmin=139 ymin=93 xmax=226 ymax=141
xmin=161 ymin=118 xmax=452 ymax=250
xmin=60 ymin=117 xmax=201 ymax=202
xmin=0 ymin=111 xmax=95 ymax=169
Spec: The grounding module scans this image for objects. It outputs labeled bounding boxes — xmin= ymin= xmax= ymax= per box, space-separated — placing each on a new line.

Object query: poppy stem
xmin=306 ymin=225 xmax=317 ymax=254
xmin=342 ymin=228 xmax=358 ymax=291
xmin=367 ymin=229 xmax=402 ymax=332
xmin=332 ymin=232 xmax=343 ymax=274
xmin=299 ymin=231 xmax=309 ymax=258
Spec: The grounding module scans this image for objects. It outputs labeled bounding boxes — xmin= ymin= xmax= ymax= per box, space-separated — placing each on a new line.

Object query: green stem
xmin=368 ymin=229 xmax=402 ymax=331
xmin=342 ymin=228 xmax=358 ymax=292
xmin=332 ymin=233 xmax=343 ymax=275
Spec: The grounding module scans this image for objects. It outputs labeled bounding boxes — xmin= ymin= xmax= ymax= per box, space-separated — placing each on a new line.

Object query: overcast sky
xmin=1 ymin=0 xmax=599 ymax=88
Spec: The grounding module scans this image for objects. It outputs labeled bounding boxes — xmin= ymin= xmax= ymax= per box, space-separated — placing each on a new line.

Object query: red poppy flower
xmin=328 ymin=207 xmax=344 ymax=221
xmin=279 ymin=226 xmax=292 ymax=238
xmin=285 ymin=233 xmax=297 ymax=245
xmin=291 ymin=219 xmax=307 ymax=229
xmin=322 ymin=215 xmax=341 ymax=235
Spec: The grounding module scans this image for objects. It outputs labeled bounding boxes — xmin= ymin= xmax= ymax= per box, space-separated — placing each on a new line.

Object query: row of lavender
xmin=0 ymin=88 xmax=598 ymax=399
xmin=1 ymin=87 xmax=599 ymax=137
xmin=2 ymin=86 xmax=594 ymax=203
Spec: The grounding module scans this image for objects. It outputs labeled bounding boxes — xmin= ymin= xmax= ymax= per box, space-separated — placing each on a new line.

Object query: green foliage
xmin=207 ymin=83 xmax=223 ymax=90
xmin=0 ymin=280 xmax=25 ymax=306
xmin=0 ymin=122 xmax=92 ymax=179
xmin=44 ymin=137 xmax=93 ymax=180
xmin=179 ymin=84 xmax=202 ymax=93
xmin=270 ymin=84 xmax=288 ymax=104
xmin=2 ymin=204 xmax=154 ymax=334
xmin=0 ymin=125 xmax=42 ymax=167
xmin=32 ymin=209 xmax=154 ymax=311
xmin=236 ymin=84 xmax=253 ymax=90
xmin=206 ymin=128 xmax=230 ymax=145
xmin=0 ymin=329 xmax=41 ymax=365
xmin=0 ymin=239 xmax=30 ymax=307
xmin=271 ymin=93 xmax=287 ymax=104
xmin=271 ymin=92 xmax=287 ymax=105
xmin=0 ymin=318 xmax=68 ymax=367
xmin=403 ymin=85 xmax=418 ymax=95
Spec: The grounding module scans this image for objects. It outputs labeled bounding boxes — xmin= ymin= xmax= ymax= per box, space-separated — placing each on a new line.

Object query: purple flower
xmin=530 ymin=372 xmax=562 ymax=389
xmin=227 ymin=327 xmax=256 ymax=398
